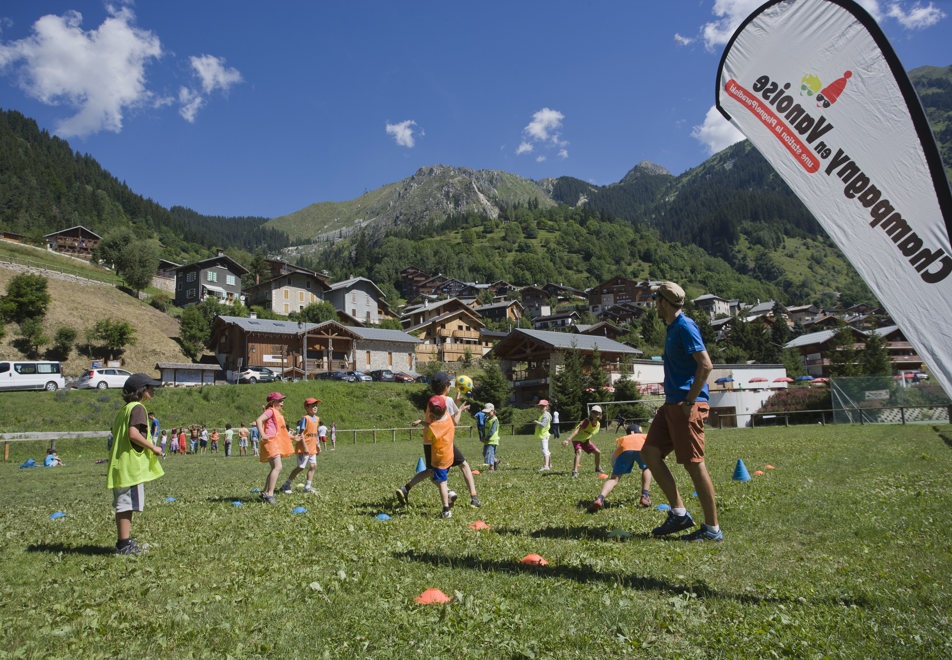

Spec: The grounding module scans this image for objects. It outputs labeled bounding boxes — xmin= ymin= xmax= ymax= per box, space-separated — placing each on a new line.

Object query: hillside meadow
xmin=2 ymin=422 xmax=950 ymax=658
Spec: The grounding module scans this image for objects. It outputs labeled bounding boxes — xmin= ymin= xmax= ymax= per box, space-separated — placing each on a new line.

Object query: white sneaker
xmin=448 ymin=491 xmax=458 ymax=508
xmin=538 ymin=466 xmax=550 ymax=472
xmin=303 ymin=486 xmax=315 ymax=493
xmin=280 ymin=485 xmax=293 ymax=494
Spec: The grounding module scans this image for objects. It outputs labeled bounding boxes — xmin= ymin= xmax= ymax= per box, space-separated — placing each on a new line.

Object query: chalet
xmin=44 ymin=226 xmax=101 ymax=260
xmin=542 ymin=282 xmax=587 ymax=303
xmin=401 ymin=298 xmax=473 ymax=328
xmin=572 ymin=321 xmax=626 ymax=342
xmin=244 ymin=270 xmax=331 ymax=316
xmin=486 ymin=328 xmax=644 ymax=404
xmin=785 ymin=304 xmax=825 ymax=327
xmin=155 ymin=362 xmax=222 ymax=387
xmin=152 ymin=259 xmax=181 ymax=293
xmin=520 ymin=286 xmax=549 ymax=310
xmin=533 ymin=310 xmax=580 ymax=331
xmin=600 ymin=302 xmax=645 ymax=326
xmin=174 ymin=251 xmax=248 ymax=307
xmin=404 ymin=306 xmax=490 ymax=364
xmin=400 ymin=266 xmax=431 ymax=298
xmin=784 ymin=327 xmax=868 ymax=377
xmin=866 ymin=325 xmax=926 ymax=374
xmin=587 ymin=277 xmax=654 ymax=315
xmin=693 ymin=294 xmax=731 ymax=320
xmin=473 ymin=299 xmax=524 ymax=324
xmin=325 ymin=276 xmax=387 ymax=325
xmin=210 ymin=316 xmax=419 ymax=381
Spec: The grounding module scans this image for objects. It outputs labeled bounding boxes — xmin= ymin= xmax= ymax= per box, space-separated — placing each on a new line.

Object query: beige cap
xmin=651 ymin=281 xmax=685 ymax=306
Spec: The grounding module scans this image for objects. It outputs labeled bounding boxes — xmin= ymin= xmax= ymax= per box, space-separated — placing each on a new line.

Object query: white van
xmin=0 ymin=361 xmax=67 ymax=392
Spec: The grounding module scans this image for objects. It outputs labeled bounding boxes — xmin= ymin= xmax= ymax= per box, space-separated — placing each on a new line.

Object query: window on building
xmin=284 ymin=303 xmax=289 ymax=313
xmin=186 ymin=272 xmax=196 ymax=282
xmin=388 ymin=352 xmax=393 ymax=366
xmin=366 ymin=351 xmax=371 ymax=365
xmin=207 ymin=271 xmax=217 ymax=283
xmin=187 ymin=288 xmax=196 ymax=299
xmin=299 ymin=291 xmax=304 ymax=301
xmin=226 ymin=274 xmax=236 ymax=286
xmin=284 ymin=289 xmax=289 ymax=299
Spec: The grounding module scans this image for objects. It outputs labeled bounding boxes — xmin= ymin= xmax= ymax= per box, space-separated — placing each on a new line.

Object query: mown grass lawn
xmin=2 ymin=424 xmax=951 ymax=658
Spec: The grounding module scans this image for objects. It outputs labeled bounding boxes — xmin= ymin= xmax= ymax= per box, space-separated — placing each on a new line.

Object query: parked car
xmin=317 ymin=371 xmax=357 ymax=382
xmin=393 ymin=372 xmax=415 ymax=383
xmin=0 ymin=360 xmax=67 ymax=392
xmin=369 ymin=369 xmax=395 ymax=382
xmin=238 ymin=366 xmax=279 ymax=384
xmin=346 ymin=370 xmax=373 ymax=382
xmin=76 ymin=367 xmax=132 ymax=390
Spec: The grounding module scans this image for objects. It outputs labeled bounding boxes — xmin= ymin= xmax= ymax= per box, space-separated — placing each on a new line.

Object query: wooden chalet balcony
xmin=436 ymin=328 xmax=481 ymax=340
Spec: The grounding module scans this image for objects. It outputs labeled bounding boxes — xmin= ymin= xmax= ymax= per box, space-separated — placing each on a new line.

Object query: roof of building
xmin=503 ymin=328 xmax=643 ymax=355
xmin=327 ymin=276 xmax=386 ymax=297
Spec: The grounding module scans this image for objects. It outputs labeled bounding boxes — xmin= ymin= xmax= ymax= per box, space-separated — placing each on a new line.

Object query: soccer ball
xmin=455 ymin=375 xmax=474 ymax=394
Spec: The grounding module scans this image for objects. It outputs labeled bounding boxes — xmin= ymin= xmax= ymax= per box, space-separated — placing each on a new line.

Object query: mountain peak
xmin=619 ymin=161 xmax=672 ymax=185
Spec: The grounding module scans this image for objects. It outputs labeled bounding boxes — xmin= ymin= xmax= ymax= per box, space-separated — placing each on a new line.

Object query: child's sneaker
xmin=448 ymin=491 xmax=458 ymax=508
xmin=259 ymin=493 xmax=276 ymax=504
xmin=652 ymin=511 xmax=695 ymax=536
xmin=571 ymin=471 xmax=579 ymax=478
xmin=303 ymin=486 xmax=316 ymax=493
xmin=441 ymin=509 xmax=452 ymax=519
xmin=588 ymin=497 xmax=604 ymax=513
xmin=280 ymin=484 xmax=293 ymax=494
xmin=394 ymin=485 xmax=409 ymax=505
xmin=114 ymin=539 xmax=145 ymax=555
xmin=639 ymin=493 xmax=652 ymax=507
xmin=469 ymin=496 xmax=481 ymax=508
xmin=679 ymin=525 xmax=723 ymax=542
xmin=538 ymin=465 xmax=550 ymax=472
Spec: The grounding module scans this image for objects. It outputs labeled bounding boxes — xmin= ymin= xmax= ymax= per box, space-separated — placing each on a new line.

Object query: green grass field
xmin=2 ymin=424 xmax=951 ymax=658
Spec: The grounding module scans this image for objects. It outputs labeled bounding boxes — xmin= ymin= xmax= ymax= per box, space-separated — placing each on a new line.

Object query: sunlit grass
xmin=2 ymin=424 xmax=951 ymax=657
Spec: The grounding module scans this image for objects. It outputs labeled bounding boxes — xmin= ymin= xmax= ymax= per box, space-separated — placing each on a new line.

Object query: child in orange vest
xmin=254 ymin=392 xmax=294 ymax=504
xmin=589 ymin=424 xmax=653 ymax=512
xmin=280 ymin=397 xmax=321 ymax=494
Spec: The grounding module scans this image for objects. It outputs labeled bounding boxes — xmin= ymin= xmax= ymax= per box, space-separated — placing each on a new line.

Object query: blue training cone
xmin=733 ymin=459 xmax=751 ymax=482
xmin=416 ymin=457 xmax=426 ymax=473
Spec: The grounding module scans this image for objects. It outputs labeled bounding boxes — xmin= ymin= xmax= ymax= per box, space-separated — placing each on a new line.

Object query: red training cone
xmin=521 ymin=554 xmax=548 ymax=566
xmin=469 ymin=520 xmax=490 ymax=530
xmin=414 ymin=589 xmax=451 ymax=604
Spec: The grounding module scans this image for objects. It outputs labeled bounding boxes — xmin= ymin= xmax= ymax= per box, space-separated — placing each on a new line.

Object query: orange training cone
xmin=521 ymin=554 xmax=548 ymax=566
xmin=414 ymin=589 xmax=451 ymax=604
xmin=597 ymin=473 xmax=609 ymax=479
xmin=753 ymin=470 xmax=765 ymax=476
xmin=469 ymin=520 xmax=490 ymax=530
xmin=472 ymin=470 xmax=480 ymax=475
xmin=765 ymin=465 xmax=775 ymax=470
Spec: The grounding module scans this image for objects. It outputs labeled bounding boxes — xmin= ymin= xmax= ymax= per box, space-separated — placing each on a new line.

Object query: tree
xmin=117 ymin=239 xmax=162 ymax=295
xmin=17 ymin=317 xmax=49 ymax=357
xmin=551 ymin=345 xmax=586 ymax=422
xmin=0 ymin=273 xmax=50 ymax=323
xmin=860 ymin=331 xmax=891 ymax=376
xmin=296 ymin=301 xmax=337 ymax=324
xmin=88 ymin=319 xmax=137 ymax=361
xmin=180 ymin=306 xmax=210 ymax=359
xmin=638 ymin=308 xmax=665 ymax=348
xmin=52 ymin=326 xmax=78 ymax=359
xmin=471 ymin=359 xmax=511 ymax=421
xmin=828 ymin=326 xmax=859 ymax=377
xmin=92 ymin=228 xmax=135 ymax=270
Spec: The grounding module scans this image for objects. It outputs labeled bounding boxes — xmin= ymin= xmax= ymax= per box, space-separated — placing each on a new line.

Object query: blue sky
xmin=1 ymin=1 xmax=948 ymax=218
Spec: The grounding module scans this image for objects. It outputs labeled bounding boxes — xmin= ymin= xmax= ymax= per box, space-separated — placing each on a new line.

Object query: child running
xmin=395 ymin=371 xmax=481 ymax=515
xmin=589 ymin=424 xmax=654 ymax=512
xmin=106 ymin=373 xmax=164 ymax=555
xmin=534 ymin=399 xmax=553 ymax=471
xmin=255 ymin=392 xmax=294 ymax=504
xmin=563 ymin=405 xmax=603 ymax=477
xmin=280 ymin=397 xmax=321 ymax=494
xmin=318 ymin=421 xmax=328 ymax=452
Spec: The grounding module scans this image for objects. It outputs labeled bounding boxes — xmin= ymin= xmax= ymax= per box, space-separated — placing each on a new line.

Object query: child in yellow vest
xmin=563 ymin=405 xmax=603 ymax=477
xmin=589 ymin=424 xmax=654 ymax=512
xmin=534 ymin=399 xmax=552 ymax=471
xmin=280 ymin=397 xmax=321 ymax=494
xmin=107 ymin=373 xmax=165 ymax=555
xmin=395 ymin=371 xmax=481 ymax=515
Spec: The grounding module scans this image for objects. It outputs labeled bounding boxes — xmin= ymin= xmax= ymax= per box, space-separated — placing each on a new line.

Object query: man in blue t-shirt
xmin=641 ymin=281 xmax=722 ymax=542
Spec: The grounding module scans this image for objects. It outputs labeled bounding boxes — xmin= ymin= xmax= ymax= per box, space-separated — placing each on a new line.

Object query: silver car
xmin=77 ymin=368 xmax=133 ymax=390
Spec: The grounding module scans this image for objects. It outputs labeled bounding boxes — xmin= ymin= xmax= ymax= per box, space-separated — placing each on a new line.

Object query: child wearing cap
xmin=254 ymin=392 xmax=295 ymax=504
xmin=394 ymin=371 xmax=481 ymax=515
xmin=588 ymin=424 xmax=653 ymax=513
xmin=480 ymin=403 xmax=501 ymax=471
xmin=279 ymin=398 xmax=321 ymax=494
xmin=534 ymin=399 xmax=553 ymax=471
xmin=563 ymin=406 xmax=603 ymax=477
xmin=107 ymin=373 xmax=165 ymax=555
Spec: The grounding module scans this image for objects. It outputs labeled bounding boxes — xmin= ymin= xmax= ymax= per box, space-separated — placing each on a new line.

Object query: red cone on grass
xmin=415 ymin=589 xmax=451 ymax=604
xmin=753 ymin=470 xmax=765 ymax=476
xmin=469 ymin=520 xmax=490 ymax=530
xmin=521 ymin=554 xmax=548 ymax=566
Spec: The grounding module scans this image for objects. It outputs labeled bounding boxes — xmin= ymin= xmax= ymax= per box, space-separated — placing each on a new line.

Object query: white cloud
xmin=0 ymin=6 xmax=162 ymax=136
xmin=385 ymin=119 xmax=421 ymax=148
xmin=886 ymin=2 xmax=945 ymax=28
xmin=177 ymin=54 xmax=242 ymax=122
xmin=674 ymin=33 xmax=694 ymax=46
xmin=517 ymin=107 xmax=568 ymax=160
xmin=691 ymin=105 xmax=746 ymax=154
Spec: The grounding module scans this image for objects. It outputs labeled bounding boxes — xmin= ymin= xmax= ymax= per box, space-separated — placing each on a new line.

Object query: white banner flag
xmin=716 ymin=0 xmax=952 ymax=398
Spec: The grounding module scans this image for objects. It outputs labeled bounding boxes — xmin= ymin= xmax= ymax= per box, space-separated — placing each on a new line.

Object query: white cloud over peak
xmin=385 ymin=119 xmax=421 ymax=148
xmin=517 ymin=107 xmax=568 ymax=160
xmin=0 ymin=6 xmax=162 ymax=136
xmin=691 ymin=105 xmax=745 ymax=154
xmin=178 ymin=54 xmax=242 ymax=123
xmin=674 ymin=33 xmax=694 ymax=46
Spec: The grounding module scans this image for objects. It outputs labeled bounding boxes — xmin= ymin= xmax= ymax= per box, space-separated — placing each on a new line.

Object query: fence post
xmin=353 ymin=430 xmax=357 ymax=444
xmin=373 ymin=430 xmax=377 ymax=444
xmin=3 ymin=442 xmax=8 ymax=462
xmin=784 ymin=415 xmax=789 ymax=427
xmin=392 ymin=429 xmax=396 ymax=443
xmin=900 ymin=407 xmax=906 ymax=425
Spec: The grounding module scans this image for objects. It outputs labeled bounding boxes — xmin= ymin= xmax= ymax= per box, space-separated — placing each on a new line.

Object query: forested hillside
xmin=0 ymin=109 xmax=289 ymax=263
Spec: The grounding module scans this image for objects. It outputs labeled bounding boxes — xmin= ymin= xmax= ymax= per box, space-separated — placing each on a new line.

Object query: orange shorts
xmin=644 ymin=402 xmax=709 ymax=464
